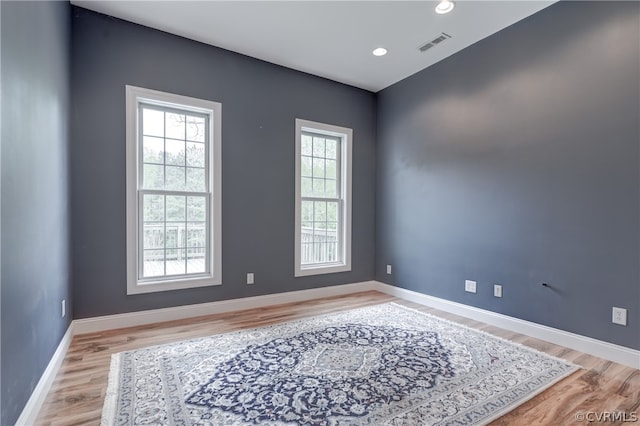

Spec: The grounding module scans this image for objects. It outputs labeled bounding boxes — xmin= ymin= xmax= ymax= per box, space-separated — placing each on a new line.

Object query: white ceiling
xmin=71 ymin=1 xmax=556 ymax=92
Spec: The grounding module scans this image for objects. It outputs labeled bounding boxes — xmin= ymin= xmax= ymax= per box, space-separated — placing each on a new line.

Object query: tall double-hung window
xmin=126 ymin=86 xmax=222 ymax=294
xmin=295 ymin=119 xmax=352 ymax=276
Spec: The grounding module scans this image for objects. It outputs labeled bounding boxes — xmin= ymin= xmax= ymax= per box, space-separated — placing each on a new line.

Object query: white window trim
xmin=126 ymin=85 xmax=222 ymax=294
xmin=294 ymin=118 xmax=352 ymax=277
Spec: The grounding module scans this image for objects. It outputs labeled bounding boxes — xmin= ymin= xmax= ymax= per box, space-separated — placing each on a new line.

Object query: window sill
xmin=295 ymin=263 xmax=351 ymax=277
xmin=127 ymin=275 xmax=221 ymax=295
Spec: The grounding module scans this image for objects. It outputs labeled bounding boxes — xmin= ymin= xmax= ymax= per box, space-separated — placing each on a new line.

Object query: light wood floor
xmin=35 ymin=291 xmax=640 ymax=425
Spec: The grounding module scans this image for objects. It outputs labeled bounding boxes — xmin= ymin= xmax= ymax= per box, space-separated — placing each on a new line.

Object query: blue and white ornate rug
xmin=102 ymin=303 xmax=578 ymax=425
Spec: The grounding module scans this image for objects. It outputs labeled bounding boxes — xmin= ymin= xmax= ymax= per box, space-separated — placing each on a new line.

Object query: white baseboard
xmin=18 ymin=279 xmax=639 ymax=424
xmin=375 ymin=282 xmax=640 ymax=370
xmin=15 ymin=323 xmax=74 ymax=426
xmin=73 ymin=281 xmax=378 ymax=334
xmin=19 ymin=281 xmax=375 ymax=422
xmin=74 ymin=279 xmax=639 ymax=368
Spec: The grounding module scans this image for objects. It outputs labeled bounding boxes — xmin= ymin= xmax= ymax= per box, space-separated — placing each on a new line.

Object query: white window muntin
xmin=126 ymin=86 xmax=222 ymax=294
xmin=295 ymin=119 xmax=352 ymax=277
xmin=137 ymin=103 xmax=211 ymax=282
xmin=300 ymin=130 xmax=343 ymax=266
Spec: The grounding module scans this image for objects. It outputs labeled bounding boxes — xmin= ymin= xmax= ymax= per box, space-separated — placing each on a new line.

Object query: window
xmin=295 ymin=119 xmax=352 ymax=276
xmin=126 ymin=86 xmax=221 ymax=294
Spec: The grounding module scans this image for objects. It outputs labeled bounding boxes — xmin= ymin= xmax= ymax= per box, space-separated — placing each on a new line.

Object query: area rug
xmin=101 ymin=303 xmax=578 ymax=425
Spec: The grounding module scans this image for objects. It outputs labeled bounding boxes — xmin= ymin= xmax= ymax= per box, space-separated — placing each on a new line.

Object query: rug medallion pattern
xmin=102 ymin=303 xmax=577 ymax=425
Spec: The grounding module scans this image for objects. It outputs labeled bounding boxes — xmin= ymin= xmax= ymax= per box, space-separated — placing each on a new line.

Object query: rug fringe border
xmin=389 ymin=302 xmax=581 ymax=424
xmin=474 ymin=367 xmax=581 ymax=425
xmin=101 ymin=352 xmax=122 ymax=426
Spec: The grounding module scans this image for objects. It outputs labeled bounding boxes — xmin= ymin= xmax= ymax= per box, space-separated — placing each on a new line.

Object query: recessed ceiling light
xmin=372 ymin=47 xmax=388 ymax=57
xmin=435 ymin=0 xmax=455 ymax=14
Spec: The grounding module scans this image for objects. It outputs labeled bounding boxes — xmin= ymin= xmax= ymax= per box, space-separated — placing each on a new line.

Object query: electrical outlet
xmin=612 ymin=307 xmax=627 ymax=326
xmin=493 ymin=284 xmax=503 ymax=298
xmin=61 ymin=299 xmax=66 ymax=318
xmin=465 ymin=280 xmax=477 ymax=293
xmin=247 ymin=273 xmax=254 ymax=285
xmin=386 ymin=265 xmax=392 ymax=274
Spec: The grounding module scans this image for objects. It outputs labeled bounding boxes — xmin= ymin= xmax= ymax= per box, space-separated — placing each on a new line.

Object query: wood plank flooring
xmin=35 ymin=291 xmax=640 ymax=425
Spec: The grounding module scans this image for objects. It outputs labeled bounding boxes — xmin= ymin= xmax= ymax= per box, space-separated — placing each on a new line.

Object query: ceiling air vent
xmin=419 ymin=32 xmax=452 ymax=52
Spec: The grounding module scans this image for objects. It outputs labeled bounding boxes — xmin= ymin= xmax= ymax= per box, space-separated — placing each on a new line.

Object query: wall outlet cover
xmin=612 ymin=307 xmax=627 ymax=326
xmin=493 ymin=284 xmax=503 ymax=298
xmin=386 ymin=265 xmax=392 ymax=274
xmin=247 ymin=273 xmax=254 ymax=285
xmin=465 ymin=280 xmax=477 ymax=293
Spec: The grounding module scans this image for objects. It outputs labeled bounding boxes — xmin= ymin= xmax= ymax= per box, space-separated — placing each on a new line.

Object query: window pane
xmin=166 ymin=166 xmax=186 ymax=191
xmin=165 ymin=112 xmax=185 ymax=140
xmin=166 ymin=249 xmax=186 ymax=275
xmin=301 ymin=201 xmax=313 ymax=222
xmin=301 ymin=156 xmax=312 ymax=177
xmin=187 ymin=226 xmax=206 ymax=248
xmin=312 ymin=178 xmax=325 ymax=197
xmin=186 ymin=167 xmax=206 ymax=192
xmin=143 ymin=249 xmax=165 ymax=277
xmin=187 ymin=250 xmax=206 ymax=273
xmin=326 ymin=159 xmax=336 ymax=179
xmin=301 ymin=242 xmax=314 ymax=264
xmin=327 ymin=242 xmax=339 ymax=262
xmin=166 ymin=139 xmax=185 ymax=166
xmin=187 ymin=196 xmax=206 ymax=221
xmin=143 ymin=225 xmax=164 ymax=250
xmin=143 ymin=194 xmax=164 ymax=222
xmin=313 ymin=137 xmax=325 ymax=157
xmin=143 ymin=136 xmax=164 ymax=164
xmin=187 ymin=222 xmax=207 ymax=273
xmin=167 ymin=195 xmax=186 ymax=222
xmin=301 ymin=177 xmax=313 ymax=197
xmin=315 ymin=242 xmax=322 ymax=262
xmin=326 ymin=139 xmax=337 ymax=159
xmin=327 ymin=202 xmax=337 ymax=222
xmin=184 ymin=223 xmax=204 ymax=243
xmin=313 ymin=158 xmax=325 ymax=178
xmin=186 ymin=142 xmax=205 ymax=167
xmin=314 ymin=201 xmax=326 ymax=222
xmin=165 ymin=226 xmax=179 ymax=248
xmin=301 ymin=134 xmax=313 ymax=155
xmin=187 ymin=116 xmax=205 ymax=142
xmin=143 ymin=164 xmax=164 ymax=190
xmin=142 ymin=108 xmax=164 ymax=137
xmin=325 ymin=179 xmax=337 ymax=198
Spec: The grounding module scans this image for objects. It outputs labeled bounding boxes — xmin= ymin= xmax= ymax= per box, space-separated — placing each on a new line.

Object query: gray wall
xmin=70 ymin=7 xmax=377 ymax=318
xmin=0 ymin=1 xmax=635 ymax=422
xmin=376 ymin=1 xmax=640 ymax=350
xmin=1 ymin=1 xmax=72 ymax=424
